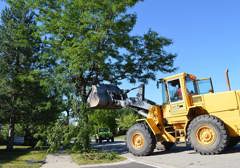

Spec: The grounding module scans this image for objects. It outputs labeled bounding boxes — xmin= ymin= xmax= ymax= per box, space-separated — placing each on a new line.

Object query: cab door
xmin=167 ymin=78 xmax=187 ymax=115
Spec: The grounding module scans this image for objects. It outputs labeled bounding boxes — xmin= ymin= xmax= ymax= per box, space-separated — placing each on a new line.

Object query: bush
xmin=71 ymin=150 xmax=126 ymax=165
xmin=117 ymin=112 xmax=140 ymax=131
xmin=80 ymin=151 xmax=117 ymax=161
xmin=0 ymin=125 xmax=8 ymax=145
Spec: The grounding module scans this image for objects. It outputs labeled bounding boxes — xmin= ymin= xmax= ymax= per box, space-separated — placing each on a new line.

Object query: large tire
xmin=187 ymin=115 xmax=228 ymax=155
xmin=126 ymin=123 xmax=156 ymax=156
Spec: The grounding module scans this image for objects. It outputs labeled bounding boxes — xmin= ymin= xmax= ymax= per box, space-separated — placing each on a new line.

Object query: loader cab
xmin=159 ymin=73 xmax=214 ymax=115
xmin=159 ymin=73 xmax=188 ymax=115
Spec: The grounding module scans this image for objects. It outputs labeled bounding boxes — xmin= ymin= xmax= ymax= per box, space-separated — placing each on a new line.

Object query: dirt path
xmin=41 ymin=154 xmax=79 ymax=168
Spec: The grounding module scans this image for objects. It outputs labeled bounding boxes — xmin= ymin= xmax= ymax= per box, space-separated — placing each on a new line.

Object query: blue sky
xmin=0 ymin=1 xmax=239 ymax=104
xmin=128 ymin=0 xmax=240 ymax=103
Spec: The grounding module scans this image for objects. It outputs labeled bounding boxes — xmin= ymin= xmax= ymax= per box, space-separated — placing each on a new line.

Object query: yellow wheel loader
xmin=87 ymin=72 xmax=240 ymax=156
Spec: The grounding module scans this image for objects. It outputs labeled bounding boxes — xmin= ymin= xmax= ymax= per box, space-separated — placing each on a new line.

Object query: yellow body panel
xmin=203 ymin=91 xmax=238 ymax=112
xmin=200 ymin=91 xmax=240 ymax=136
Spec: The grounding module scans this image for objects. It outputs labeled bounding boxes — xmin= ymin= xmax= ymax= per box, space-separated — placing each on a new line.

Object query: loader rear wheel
xmin=188 ymin=115 xmax=228 ymax=155
xmin=127 ymin=123 xmax=156 ymax=156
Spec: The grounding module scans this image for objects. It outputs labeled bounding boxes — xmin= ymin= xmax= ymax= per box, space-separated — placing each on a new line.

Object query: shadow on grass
xmin=0 ymin=145 xmax=47 ymax=167
xmin=0 ymin=146 xmax=32 ymax=164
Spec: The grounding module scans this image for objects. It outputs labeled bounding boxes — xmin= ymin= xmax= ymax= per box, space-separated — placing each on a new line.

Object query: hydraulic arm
xmin=87 ymin=84 xmax=175 ymax=142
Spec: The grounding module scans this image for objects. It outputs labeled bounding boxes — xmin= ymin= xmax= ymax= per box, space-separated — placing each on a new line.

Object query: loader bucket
xmin=87 ymin=84 xmax=127 ymax=109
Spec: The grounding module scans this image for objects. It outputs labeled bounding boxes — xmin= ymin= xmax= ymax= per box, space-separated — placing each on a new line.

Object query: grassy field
xmin=0 ymin=146 xmax=47 ymax=168
xmin=71 ymin=150 xmax=126 ymax=165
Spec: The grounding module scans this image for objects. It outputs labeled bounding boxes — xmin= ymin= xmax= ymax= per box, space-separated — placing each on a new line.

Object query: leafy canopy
xmin=31 ymin=0 xmax=176 ymax=88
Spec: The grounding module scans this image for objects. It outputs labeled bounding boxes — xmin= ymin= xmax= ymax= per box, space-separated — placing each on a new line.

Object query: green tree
xmin=0 ymin=0 xmax=62 ymax=150
xmin=89 ymin=110 xmax=118 ymax=135
xmin=29 ymin=0 xmax=176 ymax=150
xmin=117 ymin=109 xmax=140 ymax=131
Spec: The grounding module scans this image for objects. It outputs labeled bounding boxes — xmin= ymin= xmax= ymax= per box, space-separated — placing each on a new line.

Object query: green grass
xmin=0 ymin=146 xmax=47 ymax=168
xmin=71 ymin=150 xmax=126 ymax=165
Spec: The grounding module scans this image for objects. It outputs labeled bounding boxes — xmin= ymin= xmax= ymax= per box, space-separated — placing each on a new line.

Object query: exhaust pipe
xmin=225 ymin=68 xmax=231 ymax=91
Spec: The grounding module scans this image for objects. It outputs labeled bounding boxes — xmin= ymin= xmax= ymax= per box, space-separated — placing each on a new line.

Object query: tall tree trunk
xmin=7 ymin=114 xmax=15 ymax=151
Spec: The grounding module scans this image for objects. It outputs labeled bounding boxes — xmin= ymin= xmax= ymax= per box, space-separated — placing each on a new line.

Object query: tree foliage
xmin=0 ymin=0 xmax=177 ymax=152
xmin=117 ymin=109 xmax=140 ymax=131
xmin=89 ymin=110 xmax=118 ymax=134
xmin=0 ymin=0 xmax=63 ymax=150
xmin=32 ymin=0 xmax=176 ymax=87
xmin=27 ymin=0 xmax=176 ymax=150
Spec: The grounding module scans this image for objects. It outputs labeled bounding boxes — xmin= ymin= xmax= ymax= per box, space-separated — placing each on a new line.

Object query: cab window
xmin=197 ymin=79 xmax=214 ymax=94
xmin=186 ymin=77 xmax=198 ymax=95
xmin=161 ymin=82 xmax=169 ymax=104
xmin=167 ymin=79 xmax=182 ymax=102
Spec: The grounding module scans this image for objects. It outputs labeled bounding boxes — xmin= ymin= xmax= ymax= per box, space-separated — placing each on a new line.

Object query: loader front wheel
xmin=188 ymin=115 xmax=228 ymax=155
xmin=127 ymin=123 xmax=156 ymax=156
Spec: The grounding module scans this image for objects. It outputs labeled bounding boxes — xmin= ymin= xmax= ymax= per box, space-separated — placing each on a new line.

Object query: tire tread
xmin=187 ymin=115 xmax=228 ymax=155
xmin=127 ymin=122 xmax=156 ymax=156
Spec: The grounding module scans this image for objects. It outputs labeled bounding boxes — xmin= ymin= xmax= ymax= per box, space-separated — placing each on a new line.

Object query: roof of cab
xmin=161 ymin=72 xmax=187 ymax=81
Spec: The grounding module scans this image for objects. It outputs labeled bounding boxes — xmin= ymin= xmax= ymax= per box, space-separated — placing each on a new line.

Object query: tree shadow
xmin=0 ymin=146 xmax=36 ymax=164
xmin=92 ymin=141 xmax=128 ymax=154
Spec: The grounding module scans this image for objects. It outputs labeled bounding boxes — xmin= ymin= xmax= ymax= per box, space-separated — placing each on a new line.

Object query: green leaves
xmin=89 ymin=109 xmax=118 ymax=135
xmin=0 ymin=0 xmax=64 ymax=150
xmin=32 ymin=0 xmax=176 ymax=87
xmin=117 ymin=109 xmax=140 ymax=131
